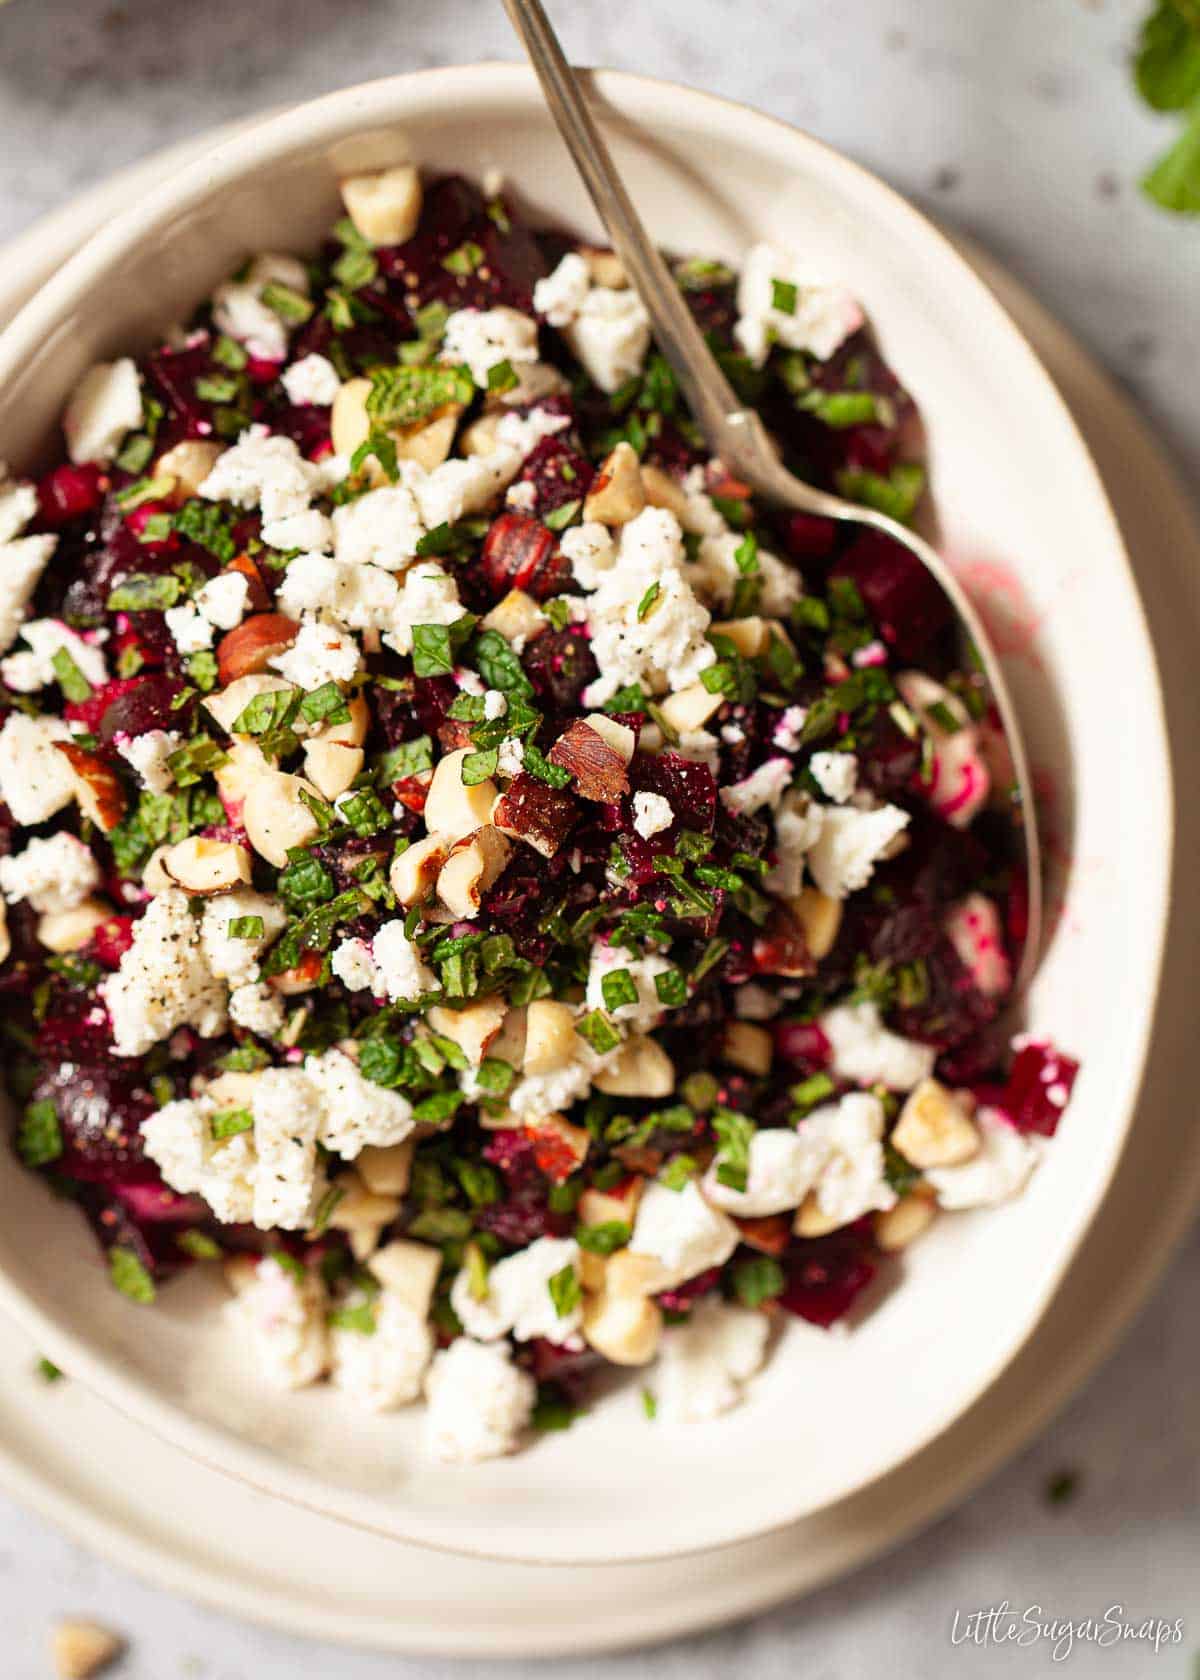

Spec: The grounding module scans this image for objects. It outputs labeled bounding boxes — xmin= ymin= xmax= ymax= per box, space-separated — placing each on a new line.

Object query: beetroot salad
xmin=0 ymin=163 xmax=1077 ymax=1461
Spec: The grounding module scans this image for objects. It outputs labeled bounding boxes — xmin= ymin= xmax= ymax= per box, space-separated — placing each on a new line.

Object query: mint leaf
xmin=1136 ymin=0 xmax=1200 ymax=110
xmin=109 ymin=1247 xmax=156 ymax=1304
xmin=1143 ymin=99 xmax=1200 ymax=211
xmin=366 ymin=362 xmax=474 ymax=428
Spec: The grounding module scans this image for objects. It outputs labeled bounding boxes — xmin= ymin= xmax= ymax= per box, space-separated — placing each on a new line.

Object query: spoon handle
xmin=501 ymin=0 xmax=745 ymax=448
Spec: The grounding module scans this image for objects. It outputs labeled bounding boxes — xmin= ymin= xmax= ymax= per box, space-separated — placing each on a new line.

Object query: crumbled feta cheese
xmin=765 ymin=791 xmax=824 ymax=898
xmin=103 ymin=889 xmax=228 ymax=1057
xmin=380 ymin=563 xmax=462 ymax=658
xmin=261 ymin=507 xmax=334 ymax=553
xmin=331 ymin=936 xmax=384 ymax=995
xmin=212 ymin=255 xmax=308 ymax=365
xmin=686 ymin=530 xmax=801 ymax=618
xmin=721 ymin=722 xmax=746 ymax=745
xmin=228 ymin=981 xmax=286 ymax=1037
xmin=193 ymin=571 xmax=249 ymax=631
xmin=482 ymin=688 xmax=507 ymax=722
xmin=925 ymin=1108 xmax=1044 ymax=1209
xmin=497 ymin=735 xmax=525 ymax=778
xmin=491 ymin=403 xmax=572 ymax=458
xmin=632 ymin=789 xmax=674 ymax=839
xmin=533 ymin=251 xmax=591 ymax=326
xmin=630 ymin=1180 xmax=739 ymax=1290
xmin=819 ymin=1000 xmax=937 ymax=1090
xmin=506 ymin=480 xmax=537 ymax=512
xmin=406 ymin=447 xmax=522 ymax=531
xmin=200 ymin=888 xmax=287 ymax=984
xmin=559 ymin=520 xmax=616 ymax=590
xmin=802 ymin=1092 xmax=896 ymax=1225
xmin=585 ymin=941 xmax=677 ymax=1033
xmin=720 ymin=757 xmax=794 ymax=817
xmin=944 ymin=892 xmax=1012 ymax=998
xmin=0 ymin=712 xmax=77 ymax=825
xmin=769 ymin=705 xmax=808 ymax=755
xmin=198 ymin=426 xmax=325 ymax=524
xmin=653 ymin=1297 xmax=769 ymax=1424
xmin=371 ymin=918 xmax=437 ymax=1002
xmin=806 ymin=803 xmax=909 ymax=900
xmin=424 ymin=1338 xmax=536 ymax=1464
xmin=270 ymin=616 xmax=361 ymax=688
xmin=0 ymin=534 xmax=56 ymax=655
xmin=0 ymin=468 xmax=37 ymax=544
xmin=734 ymin=242 xmax=864 ymax=368
xmin=227 ymin=1256 xmax=329 ymax=1389
xmin=575 ymin=508 xmax=714 ymax=707
xmin=305 ymin=1046 xmax=414 ymax=1159
xmin=441 ymin=306 xmax=539 ymax=388
xmin=164 ymin=601 xmax=214 ymax=655
xmin=281 ymin=353 xmax=341 ymax=408
xmin=809 ymin=750 xmax=858 ymax=803
xmin=504 ymin=1040 xmax=600 ymax=1124
xmin=0 ymin=618 xmax=108 ymax=694
xmin=275 ymin=552 xmax=400 ymax=631
xmin=673 ymin=729 xmax=720 ymax=775
xmin=703 ymin=1125 xmax=828 ymax=1218
xmin=0 ymin=832 xmax=100 ymax=915
xmin=451 ymin=1236 xmax=582 ymax=1346
xmin=250 ymin=1066 xmax=325 ymax=1229
xmin=330 ymin=1291 xmax=433 ymax=1410
xmin=332 ymin=484 xmax=425 ymax=573
xmin=140 ymin=1096 xmax=255 ymax=1224
xmin=115 ymin=728 xmax=182 ymax=793
xmin=62 ymin=358 xmax=143 ymax=464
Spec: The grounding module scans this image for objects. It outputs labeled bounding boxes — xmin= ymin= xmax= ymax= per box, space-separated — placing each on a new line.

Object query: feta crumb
xmin=0 ymin=831 xmax=100 ymax=914
xmin=103 ymin=889 xmax=228 ymax=1056
xmin=270 ymin=616 xmax=361 ymax=688
xmin=0 ymin=534 xmax=57 ymax=655
xmin=164 ymin=601 xmax=214 ymax=654
xmin=380 ymin=563 xmax=462 ymax=657
xmin=630 ymin=1180 xmax=739 ymax=1290
xmin=585 ymin=940 xmax=678 ymax=1033
xmin=62 ymin=358 xmax=143 ymax=464
xmin=250 ymin=1066 xmax=325 ymax=1228
xmin=371 ymin=918 xmax=437 ymax=1002
xmin=653 ymin=1297 xmax=769 ymax=1423
xmin=0 ymin=712 xmax=77 ymax=825
xmin=896 ymin=669 xmax=990 ymax=829
xmin=228 ymin=981 xmax=285 ymax=1037
xmin=734 ymin=242 xmax=864 ymax=368
xmin=281 ymin=353 xmax=342 ymax=408
xmin=720 ymin=757 xmax=794 ymax=817
xmin=451 ymin=1235 xmax=582 ymax=1346
xmin=632 ymin=789 xmax=674 ymax=839
xmin=819 ymin=1000 xmax=937 ymax=1090
xmin=200 ymin=889 xmax=287 ymax=984
xmin=482 ymin=688 xmax=507 ymax=721
xmin=703 ymin=1125 xmax=827 ymax=1217
xmin=115 ymin=728 xmax=182 ymax=793
xmin=533 ymin=251 xmax=591 ymax=326
xmin=806 ymin=803 xmax=909 ymax=900
xmin=686 ymin=530 xmax=801 ymax=618
xmin=506 ymin=480 xmax=537 ymax=512
xmin=406 ymin=447 xmax=522 ymax=531
xmin=575 ymin=508 xmax=714 ymax=707
xmin=944 ymin=891 xmax=1012 ymax=998
xmin=0 ymin=618 xmax=108 ymax=694
xmin=226 ymin=1256 xmax=329 ymax=1389
xmin=559 ymin=520 xmax=616 ymax=590
xmin=424 ymin=1338 xmax=536 ymax=1464
xmin=441 ymin=306 xmax=539 ymax=388
xmin=193 ymin=571 xmax=249 ymax=631
xmin=0 ymin=468 xmax=37 ymax=544
xmin=275 ymin=552 xmax=399 ymax=631
xmin=802 ymin=1092 xmax=896 ymax=1225
xmin=809 ymin=750 xmax=858 ymax=803
xmin=211 ymin=254 xmax=308 ymax=364
xmin=331 ymin=1290 xmax=433 ymax=1410
xmin=198 ymin=426 xmax=325 ymax=523
xmin=497 ymin=735 xmax=525 ymax=778
xmin=141 ymin=1096 xmax=254 ymax=1224
xmin=331 ymin=936 xmax=384 ymax=995
xmin=332 ymin=484 xmax=425 ymax=573
xmin=306 ymin=1046 xmax=414 ymax=1159
xmin=925 ymin=1108 xmax=1044 ymax=1209
xmin=765 ymin=791 xmax=824 ymax=898
xmin=771 ymin=705 xmax=808 ymax=755
xmin=261 ymin=507 xmax=334 ymax=553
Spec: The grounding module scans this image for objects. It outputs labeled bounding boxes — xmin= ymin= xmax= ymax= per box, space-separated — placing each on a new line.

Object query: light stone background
xmin=0 ymin=1 xmax=1197 ymax=1674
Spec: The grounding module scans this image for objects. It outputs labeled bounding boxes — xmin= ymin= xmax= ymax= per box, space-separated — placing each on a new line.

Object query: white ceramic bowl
xmin=0 ymin=66 xmax=1171 ymax=1566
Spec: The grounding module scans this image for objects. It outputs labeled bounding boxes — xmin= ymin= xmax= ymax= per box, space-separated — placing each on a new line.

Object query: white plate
xmin=0 ymin=70 xmax=1174 ymax=1565
xmin=0 ymin=128 xmax=1197 ymax=1658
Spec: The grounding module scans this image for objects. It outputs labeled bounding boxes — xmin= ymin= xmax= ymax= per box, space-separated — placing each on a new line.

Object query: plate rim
xmin=0 ymin=66 xmax=1176 ymax=1566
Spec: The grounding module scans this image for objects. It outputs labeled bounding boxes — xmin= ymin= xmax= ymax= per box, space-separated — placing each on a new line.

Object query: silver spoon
xmin=503 ymin=0 xmax=1042 ymax=995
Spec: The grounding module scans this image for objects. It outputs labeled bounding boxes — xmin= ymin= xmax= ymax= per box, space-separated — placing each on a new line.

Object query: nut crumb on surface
xmin=51 ymin=1620 xmax=124 ymax=1680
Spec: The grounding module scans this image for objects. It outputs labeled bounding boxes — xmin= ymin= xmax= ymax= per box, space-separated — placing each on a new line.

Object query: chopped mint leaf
xmin=712 ymin=1107 xmax=755 ymax=1191
xmin=441 ymin=240 xmax=484 ymax=275
xmin=109 ymin=1247 xmax=156 ymax=1304
xmin=17 ymin=1099 xmax=61 ymax=1167
xmin=366 ymin=362 xmax=474 ymax=428
xmin=260 ymin=280 xmax=314 ymax=324
xmin=227 ymin=915 xmax=265 ymax=940
xmin=770 ymin=277 xmax=798 ymax=314
xmin=106 ymin=573 xmax=183 ymax=612
xmin=178 ymin=1229 xmax=222 ymax=1261
xmin=574 ymin=1220 xmax=632 ymax=1256
xmin=636 ymin=581 xmax=661 ymax=621
xmin=542 ymin=498 xmax=581 ymax=532
xmin=600 ymin=967 xmax=639 ymax=1011
xmin=210 ymin=1108 xmax=253 ymax=1139
xmin=50 ymin=647 xmax=92 ymax=703
xmin=732 ymin=1255 xmax=785 ymax=1308
xmin=547 ymin=1262 xmax=582 ymax=1319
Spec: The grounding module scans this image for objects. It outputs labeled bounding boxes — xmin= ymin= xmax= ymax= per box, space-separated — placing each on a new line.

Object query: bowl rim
xmin=0 ymin=63 xmax=1174 ymax=1566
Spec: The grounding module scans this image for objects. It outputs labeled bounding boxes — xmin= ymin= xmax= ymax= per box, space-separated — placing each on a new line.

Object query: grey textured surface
xmin=0 ymin=0 xmax=1197 ymax=1674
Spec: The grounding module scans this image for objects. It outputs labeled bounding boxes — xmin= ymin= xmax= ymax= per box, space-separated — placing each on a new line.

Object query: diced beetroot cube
xmin=97 ymin=672 xmax=190 ymax=741
xmin=830 ymin=531 xmax=951 ymax=659
xmin=35 ymin=1059 xmax=156 ymax=1180
xmin=513 ymin=435 xmax=594 ymax=522
xmin=782 ymin=512 xmax=839 ymax=560
xmin=628 ymin=751 xmax=718 ymax=833
xmin=778 ymin=1223 xmax=878 ymax=1327
xmin=999 ymin=1041 xmax=1080 ymax=1137
xmin=37 ymin=462 xmax=105 ymax=526
xmin=522 ymin=627 xmax=599 ymax=709
xmin=110 ymin=1180 xmax=207 ymax=1224
xmin=483 ymin=1127 xmax=539 ymax=1184
xmin=526 ymin=1337 xmax=601 ymax=1394
xmin=475 ymin=1182 xmax=567 ymax=1250
xmin=771 ymin=1019 xmax=832 ymax=1066
xmin=245 ymin=355 xmax=283 ymax=385
xmin=123 ymin=501 xmax=178 ymax=555
xmin=480 ymin=512 xmax=565 ymax=600
xmin=88 ymin=915 xmax=135 ymax=970
xmin=64 ymin=675 xmax=142 ymax=734
xmin=656 ymin=1267 xmax=722 ymax=1314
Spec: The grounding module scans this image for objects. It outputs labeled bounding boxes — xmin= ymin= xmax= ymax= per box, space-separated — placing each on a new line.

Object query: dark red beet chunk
xmin=37 ymin=463 xmax=105 ymax=526
xmin=480 ymin=512 xmax=565 ymax=601
xmin=628 ymin=752 xmax=718 ymax=833
xmin=513 ymin=435 xmax=595 ymax=522
xmin=522 ymin=627 xmax=598 ymax=709
xmin=778 ymin=1223 xmax=878 ymax=1327
xmin=830 ymin=531 xmax=951 ymax=659
xmin=997 ymin=1042 xmax=1079 ymax=1137
xmin=97 ymin=672 xmax=189 ymax=741
xmin=656 ymin=1267 xmax=722 ymax=1314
